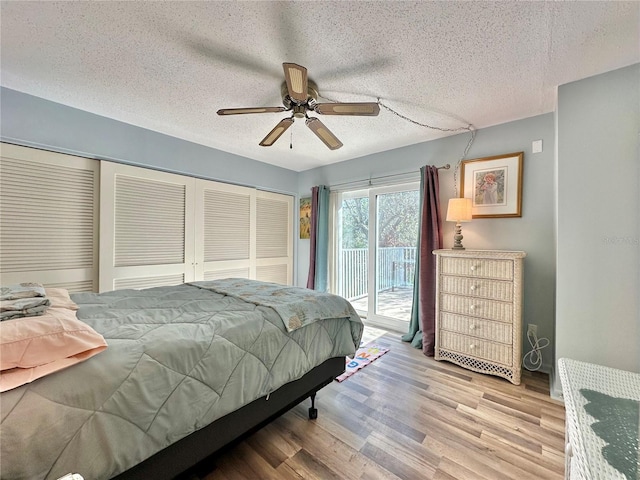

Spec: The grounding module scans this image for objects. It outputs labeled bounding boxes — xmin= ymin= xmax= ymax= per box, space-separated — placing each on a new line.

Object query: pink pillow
xmin=0 ymin=307 xmax=107 ymax=392
xmin=45 ymin=288 xmax=79 ymax=311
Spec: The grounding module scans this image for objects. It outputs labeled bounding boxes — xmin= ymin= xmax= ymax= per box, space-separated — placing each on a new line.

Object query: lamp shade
xmin=446 ymin=198 xmax=472 ymax=222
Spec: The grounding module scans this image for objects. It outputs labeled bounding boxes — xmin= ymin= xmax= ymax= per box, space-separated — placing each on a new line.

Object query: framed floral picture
xmin=460 ymin=152 xmax=523 ymax=218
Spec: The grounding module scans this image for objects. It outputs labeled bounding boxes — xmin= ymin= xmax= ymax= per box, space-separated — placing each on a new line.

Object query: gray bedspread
xmin=0 ymin=281 xmax=363 ymax=480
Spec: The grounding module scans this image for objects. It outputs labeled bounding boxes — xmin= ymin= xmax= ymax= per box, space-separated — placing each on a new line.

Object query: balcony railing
xmin=339 ymin=246 xmax=416 ymax=301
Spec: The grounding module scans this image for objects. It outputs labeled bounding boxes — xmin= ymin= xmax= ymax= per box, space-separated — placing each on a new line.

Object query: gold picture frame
xmin=460 ymin=152 xmax=523 ymax=218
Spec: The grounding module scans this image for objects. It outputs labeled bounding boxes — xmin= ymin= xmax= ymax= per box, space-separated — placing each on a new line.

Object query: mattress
xmin=0 ymin=280 xmax=363 ymax=480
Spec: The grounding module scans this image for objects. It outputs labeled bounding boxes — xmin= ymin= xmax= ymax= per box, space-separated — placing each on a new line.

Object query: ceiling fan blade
xmin=217 ymin=106 xmax=286 ymax=116
xmin=282 ymin=63 xmax=308 ymax=103
xmin=315 ymin=102 xmax=380 ymax=116
xmin=306 ymin=117 xmax=343 ymax=150
xmin=259 ymin=118 xmax=294 ymax=147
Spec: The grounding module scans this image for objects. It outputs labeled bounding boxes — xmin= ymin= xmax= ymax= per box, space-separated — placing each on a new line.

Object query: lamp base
xmin=452 ymin=222 xmax=465 ymax=250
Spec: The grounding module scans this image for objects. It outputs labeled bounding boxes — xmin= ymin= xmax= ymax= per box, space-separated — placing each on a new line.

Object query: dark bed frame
xmin=111 ymin=356 xmax=345 ymax=480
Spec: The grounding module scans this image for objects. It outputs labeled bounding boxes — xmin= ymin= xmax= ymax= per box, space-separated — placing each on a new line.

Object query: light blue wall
xmin=299 ymin=114 xmax=557 ymax=371
xmin=554 ymin=64 xmax=640 ymax=394
xmin=11 ymin=68 xmax=637 ymax=386
xmin=0 ymin=87 xmax=298 ymax=194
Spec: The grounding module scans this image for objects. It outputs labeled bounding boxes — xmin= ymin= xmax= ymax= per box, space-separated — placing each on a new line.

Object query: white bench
xmin=558 ymin=358 xmax=640 ymax=480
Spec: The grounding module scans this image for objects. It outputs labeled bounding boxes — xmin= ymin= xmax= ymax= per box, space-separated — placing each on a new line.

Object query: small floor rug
xmin=336 ymin=340 xmax=390 ymax=382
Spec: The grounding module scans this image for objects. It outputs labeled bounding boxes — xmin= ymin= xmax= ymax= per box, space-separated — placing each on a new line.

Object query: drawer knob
xmin=470 ymin=344 xmax=476 ymax=350
xmin=470 ymin=324 xmax=476 ymax=330
xmin=470 ymin=305 xmax=476 ymax=311
xmin=470 ymin=285 xmax=477 ymax=291
xmin=470 ymin=265 xmax=477 ymax=271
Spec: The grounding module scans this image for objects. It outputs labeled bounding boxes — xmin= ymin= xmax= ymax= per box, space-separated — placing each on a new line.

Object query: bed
xmin=0 ymin=279 xmax=363 ymax=480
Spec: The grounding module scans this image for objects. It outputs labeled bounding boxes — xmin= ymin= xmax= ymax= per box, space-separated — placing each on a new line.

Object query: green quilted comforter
xmin=0 ymin=281 xmax=363 ymax=480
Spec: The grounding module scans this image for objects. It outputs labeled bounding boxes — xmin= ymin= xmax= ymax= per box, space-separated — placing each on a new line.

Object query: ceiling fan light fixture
xmin=292 ymin=105 xmax=306 ymax=118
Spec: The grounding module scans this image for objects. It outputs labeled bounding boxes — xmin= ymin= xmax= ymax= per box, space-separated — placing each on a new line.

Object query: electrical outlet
xmin=527 ymin=324 xmax=538 ymax=336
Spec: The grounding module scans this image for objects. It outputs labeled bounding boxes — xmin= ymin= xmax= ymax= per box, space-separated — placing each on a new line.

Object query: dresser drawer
xmin=440 ymin=294 xmax=513 ymax=323
xmin=440 ymin=257 xmax=513 ymax=280
xmin=439 ymin=312 xmax=512 ymax=343
xmin=439 ymin=275 xmax=513 ymax=302
xmin=439 ymin=331 xmax=513 ymax=366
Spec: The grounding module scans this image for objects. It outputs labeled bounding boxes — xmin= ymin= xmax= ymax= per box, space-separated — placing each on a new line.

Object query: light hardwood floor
xmin=202 ymin=332 xmax=566 ymax=480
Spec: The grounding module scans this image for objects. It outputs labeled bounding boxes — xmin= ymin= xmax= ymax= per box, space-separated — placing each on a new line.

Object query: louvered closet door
xmin=195 ymin=180 xmax=254 ymax=281
xmin=255 ymin=190 xmax=293 ymax=285
xmin=0 ymin=143 xmax=99 ymax=292
xmin=99 ymin=162 xmax=195 ymax=292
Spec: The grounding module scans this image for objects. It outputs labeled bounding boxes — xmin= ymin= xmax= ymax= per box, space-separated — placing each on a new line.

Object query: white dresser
xmin=433 ymin=249 xmax=526 ymax=385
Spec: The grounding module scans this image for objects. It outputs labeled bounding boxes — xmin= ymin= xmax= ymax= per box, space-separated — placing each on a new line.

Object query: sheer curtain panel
xmin=306 ymin=185 xmax=330 ymax=291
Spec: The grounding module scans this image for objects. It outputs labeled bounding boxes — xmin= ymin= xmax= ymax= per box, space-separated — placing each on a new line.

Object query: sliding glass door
xmin=336 ymin=183 xmax=419 ymax=331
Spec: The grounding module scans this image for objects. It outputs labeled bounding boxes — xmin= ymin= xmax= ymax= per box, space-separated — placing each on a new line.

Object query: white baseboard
xmin=547 ymin=364 xmax=564 ymax=402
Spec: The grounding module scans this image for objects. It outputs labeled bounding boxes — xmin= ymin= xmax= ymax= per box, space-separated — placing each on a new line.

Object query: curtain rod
xmin=329 ymin=164 xmax=450 ymax=189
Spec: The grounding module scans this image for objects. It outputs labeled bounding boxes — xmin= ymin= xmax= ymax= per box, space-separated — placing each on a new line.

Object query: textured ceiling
xmin=1 ymin=1 xmax=638 ymax=172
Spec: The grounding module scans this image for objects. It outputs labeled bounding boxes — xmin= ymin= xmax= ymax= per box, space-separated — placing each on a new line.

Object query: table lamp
xmin=446 ymin=198 xmax=472 ymax=250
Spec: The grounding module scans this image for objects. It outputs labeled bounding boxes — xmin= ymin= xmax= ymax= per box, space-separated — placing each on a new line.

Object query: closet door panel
xmin=256 ymin=264 xmax=289 ymax=285
xmin=100 ymin=162 xmax=195 ymax=291
xmin=195 ymin=179 xmax=255 ymax=281
xmin=114 ymin=176 xmax=186 ymax=267
xmin=255 ymin=190 xmax=293 ymax=285
xmin=0 ymin=143 xmax=98 ymax=291
xmin=203 ymin=267 xmax=251 ymax=281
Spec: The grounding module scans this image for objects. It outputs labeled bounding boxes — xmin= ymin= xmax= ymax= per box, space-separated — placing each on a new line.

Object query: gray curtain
xmin=306 ymin=185 xmax=330 ymax=291
xmin=401 ymin=166 xmax=443 ymax=355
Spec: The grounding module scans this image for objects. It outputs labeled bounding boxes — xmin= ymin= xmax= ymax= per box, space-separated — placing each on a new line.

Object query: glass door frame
xmin=366 ymin=182 xmax=419 ymax=332
xmin=334 ymin=182 xmax=419 ymax=333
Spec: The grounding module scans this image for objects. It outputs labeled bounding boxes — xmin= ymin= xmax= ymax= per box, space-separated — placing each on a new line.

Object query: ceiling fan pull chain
xmin=290 ymin=128 xmax=293 ymax=149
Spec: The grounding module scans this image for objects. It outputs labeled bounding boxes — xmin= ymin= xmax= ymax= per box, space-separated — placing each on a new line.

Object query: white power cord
xmin=522 ymin=329 xmax=550 ymax=372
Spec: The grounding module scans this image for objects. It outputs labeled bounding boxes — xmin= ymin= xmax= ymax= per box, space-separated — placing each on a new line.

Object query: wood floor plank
xmin=284 ymin=449 xmax=343 ymax=480
xmin=466 ymin=402 xmax=566 ymax=453
xmin=275 ymin=407 xmax=396 ymax=480
xmin=422 ymin=425 xmax=544 ymax=480
xmin=357 ymin=462 xmax=403 ymax=480
xmin=480 ymin=433 xmax=565 ymax=478
xmin=541 ymin=409 xmax=566 ymax=434
xmin=273 ymin=462 xmax=306 ymax=480
xmin=367 ymin=427 xmax=441 ymax=471
xmin=422 ymin=434 xmax=523 ymax=480
xmin=200 ymin=332 xmax=565 ymax=479
xmin=361 ymin=441 xmax=437 ymax=480
xmin=436 ymin=456 xmax=496 ymax=480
